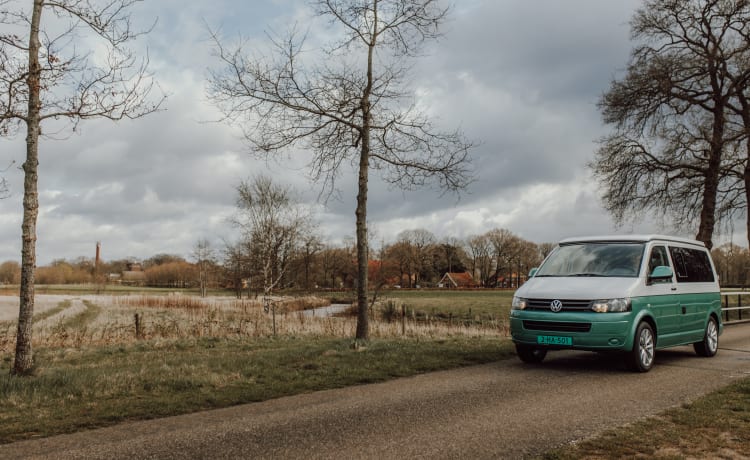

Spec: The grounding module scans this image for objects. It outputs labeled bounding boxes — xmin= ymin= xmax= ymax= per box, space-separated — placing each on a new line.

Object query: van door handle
xmin=670 ymin=287 xmax=677 ymax=291
xmin=681 ymin=306 xmax=686 ymax=314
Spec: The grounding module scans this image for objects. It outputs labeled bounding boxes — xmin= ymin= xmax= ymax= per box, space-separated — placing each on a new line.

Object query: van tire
xmin=693 ymin=316 xmax=719 ymax=357
xmin=626 ymin=322 xmax=655 ymax=372
xmin=516 ymin=344 xmax=547 ymax=364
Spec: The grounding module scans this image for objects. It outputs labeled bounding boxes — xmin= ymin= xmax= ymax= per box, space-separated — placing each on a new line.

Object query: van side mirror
xmin=648 ymin=265 xmax=673 ymax=282
xmin=528 ymin=267 xmax=538 ymax=278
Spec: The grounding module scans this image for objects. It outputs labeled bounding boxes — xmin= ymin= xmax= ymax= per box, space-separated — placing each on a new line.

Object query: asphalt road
xmin=6 ymin=323 xmax=750 ymax=460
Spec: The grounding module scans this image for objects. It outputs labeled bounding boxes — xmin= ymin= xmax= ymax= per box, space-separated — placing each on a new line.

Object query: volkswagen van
xmin=509 ymin=235 xmax=722 ymax=372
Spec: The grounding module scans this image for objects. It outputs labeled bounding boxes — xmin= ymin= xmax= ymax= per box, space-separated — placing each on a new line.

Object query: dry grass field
xmin=0 ymin=293 xmax=508 ymax=355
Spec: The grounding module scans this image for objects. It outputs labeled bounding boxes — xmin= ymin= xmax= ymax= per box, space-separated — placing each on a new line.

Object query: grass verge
xmin=380 ymin=289 xmax=514 ymax=319
xmin=543 ymin=377 xmax=750 ymax=459
xmin=0 ymin=336 xmax=513 ymax=444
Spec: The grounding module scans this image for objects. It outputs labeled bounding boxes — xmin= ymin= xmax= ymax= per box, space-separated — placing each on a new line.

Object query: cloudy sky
xmin=1 ymin=0 xmax=729 ymax=265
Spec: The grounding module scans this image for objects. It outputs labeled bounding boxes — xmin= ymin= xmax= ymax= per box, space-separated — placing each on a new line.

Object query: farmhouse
xmin=438 ymin=272 xmax=476 ymax=288
xmin=120 ymin=261 xmax=146 ymax=286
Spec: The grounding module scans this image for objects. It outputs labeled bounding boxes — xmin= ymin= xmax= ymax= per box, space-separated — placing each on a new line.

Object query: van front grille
xmin=523 ymin=320 xmax=592 ymax=333
xmin=526 ymin=299 xmax=592 ymax=312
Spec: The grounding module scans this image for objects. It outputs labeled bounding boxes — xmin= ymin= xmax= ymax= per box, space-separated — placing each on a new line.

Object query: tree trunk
xmin=355 ymin=129 xmax=370 ymax=340
xmin=696 ymin=145 xmax=723 ymax=250
xmin=13 ymin=0 xmax=43 ymax=376
xmin=355 ymin=4 xmax=377 ymax=341
xmin=696 ymin=156 xmax=720 ymax=250
xmin=696 ymin=93 xmax=727 ymax=251
xmin=736 ymin=94 xmax=750 ymax=251
xmin=304 ymin=253 xmax=310 ymax=289
xmin=745 ymin=135 xmax=750 ymax=250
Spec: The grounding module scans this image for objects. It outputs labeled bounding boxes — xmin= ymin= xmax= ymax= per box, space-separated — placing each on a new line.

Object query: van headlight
xmin=591 ymin=298 xmax=631 ymax=313
xmin=512 ymin=296 xmax=527 ymax=310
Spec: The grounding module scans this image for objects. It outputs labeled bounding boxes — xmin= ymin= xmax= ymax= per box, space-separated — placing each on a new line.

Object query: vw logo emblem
xmin=550 ymin=300 xmax=563 ymax=313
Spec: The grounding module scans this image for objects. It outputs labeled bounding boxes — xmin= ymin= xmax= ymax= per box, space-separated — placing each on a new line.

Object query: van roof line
xmin=558 ymin=234 xmax=706 ymax=247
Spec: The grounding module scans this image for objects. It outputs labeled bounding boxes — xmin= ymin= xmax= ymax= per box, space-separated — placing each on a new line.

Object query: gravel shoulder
xmin=5 ymin=324 xmax=750 ymax=460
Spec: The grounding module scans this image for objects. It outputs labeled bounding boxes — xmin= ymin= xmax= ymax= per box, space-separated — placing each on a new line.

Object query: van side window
xmin=668 ymin=247 xmax=715 ymax=283
xmin=648 ymin=246 xmax=671 ymax=283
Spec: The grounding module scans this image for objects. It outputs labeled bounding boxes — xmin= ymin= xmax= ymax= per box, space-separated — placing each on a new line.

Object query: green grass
xmin=543 ymin=377 xmax=750 ymax=459
xmin=379 ymin=289 xmax=514 ymax=319
xmin=0 ymin=335 xmax=513 ymax=444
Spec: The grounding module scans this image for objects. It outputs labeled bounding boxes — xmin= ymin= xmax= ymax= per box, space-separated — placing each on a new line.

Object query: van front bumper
xmin=509 ymin=310 xmax=633 ymax=350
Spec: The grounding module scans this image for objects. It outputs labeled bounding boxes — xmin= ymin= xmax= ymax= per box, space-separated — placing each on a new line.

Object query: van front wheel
xmin=516 ymin=344 xmax=547 ymax=364
xmin=693 ymin=316 xmax=719 ymax=357
xmin=626 ymin=322 xmax=655 ymax=372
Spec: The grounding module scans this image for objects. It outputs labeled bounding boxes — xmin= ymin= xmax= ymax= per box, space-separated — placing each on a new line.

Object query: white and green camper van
xmin=509 ymin=235 xmax=722 ymax=372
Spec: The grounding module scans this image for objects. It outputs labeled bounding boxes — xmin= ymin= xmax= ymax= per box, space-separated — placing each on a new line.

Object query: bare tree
xmin=0 ymin=161 xmax=12 ymax=199
xmin=537 ymin=242 xmax=556 ymax=260
xmin=721 ymin=21 xmax=750 ymax=247
xmin=192 ymin=238 xmax=215 ymax=297
xmin=222 ymin=240 xmax=249 ymax=299
xmin=435 ymin=236 xmax=467 ymax=275
xmin=143 ymin=253 xmax=186 ymax=269
xmin=0 ymin=260 xmax=21 ymax=284
xmin=384 ymin=239 xmax=412 ymax=287
xmin=465 ymin=234 xmax=493 ymax=288
xmin=0 ymin=0 xmax=163 ymax=375
xmin=514 ymin=239 xmax=541 ymax=287
xmin=298 ymin=234 xmax=323 ymax=290
xmin=592 ymin=0 xmax=750 ymax=249
xmin=712 ymin=242 xmax=750 ymax=286
xmin=234 ymin=176 xmax=311 ymax=313
xmin=319 ymin=245 xmax=337 ymax=288
xmin=486 ymin=228 xmax=522 ymax=286
xmin=396 ymin=228 xmax=436 ymax=286
xmin=208 ymin=0 xmax=474 ymax=340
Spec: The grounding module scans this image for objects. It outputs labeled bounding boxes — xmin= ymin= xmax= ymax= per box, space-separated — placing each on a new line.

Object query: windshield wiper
xmin=568 ymin=273 xmax=606 ymax=277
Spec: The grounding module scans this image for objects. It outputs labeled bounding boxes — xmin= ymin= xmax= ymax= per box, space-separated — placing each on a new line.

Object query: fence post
xmin=401 ymin=304 xmax=406 ymax=336
xmin=272 ymin=303 xmax=277 ymax=337
xmin=726 ymin=295 xmax=730 ymax=322
xmin=739 ymin=294 xmax=743 ymax=321
xmin=134 ymin=313 xmax=142 ymax=339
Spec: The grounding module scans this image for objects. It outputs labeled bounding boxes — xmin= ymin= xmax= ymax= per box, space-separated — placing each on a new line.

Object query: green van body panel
xmin=510 ymin=310 xmax=633 ymax=350
xmin=509 ymin=235 xmax=723 ymax=358
xmin=509 ymin=293 xmax=721 ymax=352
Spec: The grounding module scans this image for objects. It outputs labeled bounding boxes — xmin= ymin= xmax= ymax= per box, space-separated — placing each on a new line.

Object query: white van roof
xmin=558 ymin=234 xmax=706 ymax=247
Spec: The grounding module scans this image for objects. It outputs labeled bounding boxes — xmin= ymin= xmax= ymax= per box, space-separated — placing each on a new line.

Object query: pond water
xmin=302 ymin=304 xmax=351 ymax=318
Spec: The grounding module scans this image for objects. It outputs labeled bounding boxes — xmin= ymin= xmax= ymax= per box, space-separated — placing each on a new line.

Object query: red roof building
xmin=439 ymin=272 xmax=476 ymax=288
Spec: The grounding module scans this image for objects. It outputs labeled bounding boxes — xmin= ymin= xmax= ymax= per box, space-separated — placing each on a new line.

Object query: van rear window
xmin=668 ymin=247 xmax=715 ymax=283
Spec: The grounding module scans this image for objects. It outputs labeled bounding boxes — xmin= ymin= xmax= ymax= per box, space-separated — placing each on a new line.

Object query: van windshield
xmin=535 ymin=242 xmax=645 ymax=278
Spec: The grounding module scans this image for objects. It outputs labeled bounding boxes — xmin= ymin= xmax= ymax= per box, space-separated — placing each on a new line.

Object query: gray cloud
xmin=1 ymin=0 xmax=719 ymax=266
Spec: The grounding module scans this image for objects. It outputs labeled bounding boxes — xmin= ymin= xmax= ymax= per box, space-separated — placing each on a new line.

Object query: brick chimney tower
xmin=95 ymin=241 xmax=101 ymax=272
